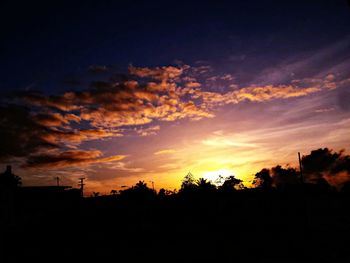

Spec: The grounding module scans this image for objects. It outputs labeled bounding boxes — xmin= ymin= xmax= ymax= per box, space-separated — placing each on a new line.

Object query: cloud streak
xmin=192 ymin=74 xmax=336 ymax=109
xmin=136 ymin=125 xmax=160 ymax=137
xmin=24 ymin=150 xmax=126 ymax=169
xmin=154 ymin=149 xmax=177 ymax=155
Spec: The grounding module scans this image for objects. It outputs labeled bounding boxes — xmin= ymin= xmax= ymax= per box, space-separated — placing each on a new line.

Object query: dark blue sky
xmin=1 ymin=0 xmax=349 ymax=93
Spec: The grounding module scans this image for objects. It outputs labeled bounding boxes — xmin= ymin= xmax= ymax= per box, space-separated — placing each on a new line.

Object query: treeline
xmin=2 ymin=149 xmax=350 ymax=262
xmin=107 ymin=148 xmax=350 ymax=199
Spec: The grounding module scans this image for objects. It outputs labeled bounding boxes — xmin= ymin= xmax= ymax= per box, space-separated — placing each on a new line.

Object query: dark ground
xmin=1 ymin=187 xmax=350 ymax=263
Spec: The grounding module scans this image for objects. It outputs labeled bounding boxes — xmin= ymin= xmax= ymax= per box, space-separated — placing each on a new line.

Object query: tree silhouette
xmin=92 ymin=192 xmax=100 ymax=197
xmin=302 ymin=148 xmax=340 ymax=174
xmin=301 ymin=148 xmax=350 ymax=184
xmin=196 ymin=178 xmax=216 ymax=193
xmin=120 ymin=180 xmax=156 ymax=199
xmin=158 ymin=188 xmax=175 ymax=197
xmin=271 ymin=165 xmax=299 ymax=188
xmin=219 ymin=175 xmax=244 ymax=192
xmin=253 ymin=168 xmax=272 ymax=189
xmin=110 ymin=189 xmax=118 ymax=195
xmin=179 ymin=172 xmax=197 ymax=194
xmin=214 ymin=175 xmax=226 ymax=186
xmin=341 ymin=181 xmax=350 ymax=193
xmin=0 ymin=165 xmax=21 ymax=188
xmin=134 ymin=181 xmax=149 ymax=190
xmin=181 ymin=172 xmax=196 ymax=188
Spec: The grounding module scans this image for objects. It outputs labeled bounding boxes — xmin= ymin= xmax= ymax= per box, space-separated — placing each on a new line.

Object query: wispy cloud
xmin=128 ymin=65 xmax=185 ymax=80
xmin=135 ymin=125 xmax=160 ymax=136
xmin=24 ymin=150 xmax=126 ymax=169
xmin=202 ymin=137 xmax=257 ymax=148
xmin=108 ymin=162 xmax=144 ymax=172
xmin=250 ymin=37 xmax=350 ymax=85
xmin=154 ymin=149 xmax=177 ymax=155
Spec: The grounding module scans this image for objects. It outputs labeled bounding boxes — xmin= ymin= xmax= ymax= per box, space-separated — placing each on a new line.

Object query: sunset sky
xmin=1 ymin=1 xmax=350 ymax=194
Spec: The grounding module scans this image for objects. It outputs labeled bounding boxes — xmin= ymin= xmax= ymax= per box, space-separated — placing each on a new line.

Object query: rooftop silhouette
xmin=1 ymin=147 xmax=350 ymax=262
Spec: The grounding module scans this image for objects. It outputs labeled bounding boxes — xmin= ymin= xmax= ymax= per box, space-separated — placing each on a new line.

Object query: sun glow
xmin=202 ymin=169 xmax=235 ymax=184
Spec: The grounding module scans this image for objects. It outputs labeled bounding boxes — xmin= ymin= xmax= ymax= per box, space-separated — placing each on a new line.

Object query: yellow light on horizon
xmin=202 ymin=168 xmax=235 ymax=183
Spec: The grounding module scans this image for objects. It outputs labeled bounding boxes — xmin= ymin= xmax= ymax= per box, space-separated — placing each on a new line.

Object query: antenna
xmin=78 ymin=178 xmax=86 ymax=197
xmin=298 ymin=152 xmax=304 ymax=184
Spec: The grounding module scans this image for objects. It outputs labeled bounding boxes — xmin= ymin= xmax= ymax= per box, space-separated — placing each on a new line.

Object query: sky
xmin=1 ymin=0 xmax=350 ymax=194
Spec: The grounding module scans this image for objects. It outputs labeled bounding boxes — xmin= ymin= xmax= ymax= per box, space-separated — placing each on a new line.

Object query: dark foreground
xmin=1 ymin=188 xmax=350 ymax=263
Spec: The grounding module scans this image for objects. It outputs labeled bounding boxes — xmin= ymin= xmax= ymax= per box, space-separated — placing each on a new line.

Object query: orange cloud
xmin=233 ymin=85 xmax=320 ymax=102
xmin=40 ymin=129 xmax=121 ymax=145
xmin=33 ymin=112 xmax=81 ymax=127
xmin=136 ymin=125 xmax=160 ymax=136
xmin=20 ymin=67 xmax=334 ymax=136
xmin=185 ymin=82 xmax=201 ymax=88
xmin=5 ymin=65 xmax=339 ymax=171
xmin=24 ymin=150 xmax=126 ymax=169
xmin=20 ymin=91 xmax=79 ymax=111
xmin=192 ymin=79 xmax=332 ymax=108
xmin=34 ymin=112 xmax=70 ymax=127
xmin=128 ymin=65 xmax=185 ymax=80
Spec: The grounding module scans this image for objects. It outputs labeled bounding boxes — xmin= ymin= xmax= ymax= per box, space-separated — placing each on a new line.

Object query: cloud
xmin=24 ymin=150 xmax=126 ymax=169
xmin=41 ymin=129 xmax=122 ymax=145
xmin=185 ymin=82 xmax=201 ymax=88
xmin=202 ymin=137 xmax=257 ymax=148
xmin=191 ymin=74 xmax=336 ymax=109
xmin=207 ymin=74 xmax=234 ymax=82
xmin=250 ymin=37 xmax=350 ymax=85
xmin=108 ymin=162 xmax=144 ymax=172
xmin=314 ymin=107 xmax=335 ymax=113
xmin=154 ymin=149 xmax=177 ymax=155
xmin=0 ymin=103 xmax=122 ymax=168
xmin=191 ymin=65 xmax=212 ymax=74
xmin=18 ymin=90 xmax=79 ymax=111
xmin=33 ymin=112 xmax=80 ymax=127
xmin=0 ymin=104 xmax=58 ymax=161
xmin=233 ymin=85 xmax=320 ymax=102
xmin=65 ymin=113 xmax=81 ymax=123
xmin=19 ymin=67 xmax=213 ymax=129
xmin=136 ymin=125 xmax=160 ymax=136
xmin=128 ymin=65 xmax=185 ymax=80
xmin=337 ymin=84 xmax=350 ymax=112
xmin=2 ymin=64 xmax=341 ymax=171
xmin=221 ymin=74 xmax=234 ymax=81
xmin=2 ymin=64 xmax=215 ymax=169
xmin=18 ymin=66 xmax=335 ymax=132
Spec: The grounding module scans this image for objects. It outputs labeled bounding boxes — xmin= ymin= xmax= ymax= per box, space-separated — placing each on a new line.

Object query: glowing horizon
xmin=2 ymin=59 xmax=350 ymax=195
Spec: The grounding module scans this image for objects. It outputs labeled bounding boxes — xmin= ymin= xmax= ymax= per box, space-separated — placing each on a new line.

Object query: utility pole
xmin=298 ymin=152 xmax=304 ymax=184
xmin=149 ymin=181 xmax=155 ymax=191
xmin=55 ymin=177 xmax=60 ymax=187
xmin=78 ymin=178 xmax=85 ymax=197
